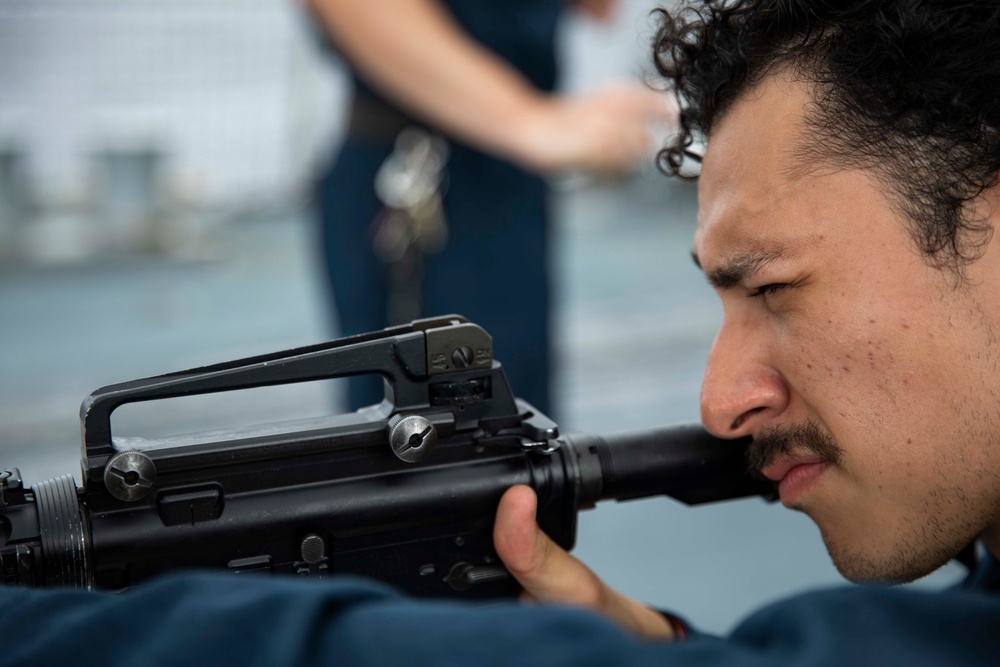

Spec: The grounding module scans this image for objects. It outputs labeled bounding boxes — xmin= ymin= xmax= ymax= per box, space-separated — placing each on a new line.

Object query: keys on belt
xmin=371 ymin=128 xmax=450 ymax=324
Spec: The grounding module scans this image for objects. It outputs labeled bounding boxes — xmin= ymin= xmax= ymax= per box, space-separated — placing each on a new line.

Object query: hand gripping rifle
xmin=0 ymin=316 xmax=773 ymax=597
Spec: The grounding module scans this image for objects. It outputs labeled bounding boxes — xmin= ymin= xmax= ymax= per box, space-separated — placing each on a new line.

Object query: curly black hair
xmin=653 ymin=0 xmax=1000 ymax=270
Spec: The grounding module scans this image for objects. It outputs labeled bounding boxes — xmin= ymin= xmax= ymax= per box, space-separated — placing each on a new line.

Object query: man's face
xmin=694 ymin=71 xmax=1000 ymax=582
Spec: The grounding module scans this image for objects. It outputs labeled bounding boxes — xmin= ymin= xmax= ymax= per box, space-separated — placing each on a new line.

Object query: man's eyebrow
xmin=691 ymin=249 xmax=785 ymax=289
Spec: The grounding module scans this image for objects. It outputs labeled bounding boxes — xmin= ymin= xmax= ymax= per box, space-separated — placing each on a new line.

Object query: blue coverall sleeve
xmin=0 ymin=572 xmax=997 ymax=667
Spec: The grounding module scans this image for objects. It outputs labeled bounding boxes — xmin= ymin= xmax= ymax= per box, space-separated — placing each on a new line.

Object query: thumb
xmin=493 ymin=484 xmax=677 ymax=640
xmin=493 ymin=485 xmax=607 ymax=607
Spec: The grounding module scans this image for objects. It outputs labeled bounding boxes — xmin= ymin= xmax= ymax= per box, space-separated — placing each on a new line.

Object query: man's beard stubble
xmin=742 ymin=420 xmax=956 ymax=583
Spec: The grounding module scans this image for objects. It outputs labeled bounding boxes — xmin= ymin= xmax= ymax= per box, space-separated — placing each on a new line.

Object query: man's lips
xmin=760 ymin=455 xmax=833 ymax=505
xmin=760 ymin=454 xmax=829 ymax=483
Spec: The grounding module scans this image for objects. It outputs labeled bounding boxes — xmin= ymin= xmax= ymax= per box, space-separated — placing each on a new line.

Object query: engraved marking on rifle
xmin=430 ymin=352 xmax=449 ymax=371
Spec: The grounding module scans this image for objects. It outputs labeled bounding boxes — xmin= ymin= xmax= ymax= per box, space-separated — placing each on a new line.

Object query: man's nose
xmin=700 ymin=318 xmax=789 ymax=439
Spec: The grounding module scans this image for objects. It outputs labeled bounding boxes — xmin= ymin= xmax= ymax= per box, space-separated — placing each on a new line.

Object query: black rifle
xmin=0 ymin=315 xmax=773 ymax=597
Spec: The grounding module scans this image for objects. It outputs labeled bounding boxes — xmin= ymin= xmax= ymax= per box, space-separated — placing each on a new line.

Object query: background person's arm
xmin=306 ymin=0 xmax=671 ymax=174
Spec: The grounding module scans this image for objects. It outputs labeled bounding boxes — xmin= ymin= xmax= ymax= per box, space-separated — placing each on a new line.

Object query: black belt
xmin=347 ymin=90 xmax=424 ymax=140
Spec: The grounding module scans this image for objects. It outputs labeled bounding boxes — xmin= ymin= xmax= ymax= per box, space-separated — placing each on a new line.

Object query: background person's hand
xmin=310 ymin=0 xmax=675 ymax=178
xmin=570 ymin=0 xmax=620 ymax=23
xmin=493 ymin=484 xmax=677 ymax=640
xmin=511 ymin=83 xmax=677 ymax=176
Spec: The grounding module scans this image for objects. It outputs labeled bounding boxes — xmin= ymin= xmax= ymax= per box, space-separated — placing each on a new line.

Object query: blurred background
xmin=0 ymin=0 xmax=962 ymax=634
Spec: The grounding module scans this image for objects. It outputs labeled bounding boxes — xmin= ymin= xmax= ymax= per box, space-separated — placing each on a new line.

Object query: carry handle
xmin=79 ymin=316 xmax=490 ymax=469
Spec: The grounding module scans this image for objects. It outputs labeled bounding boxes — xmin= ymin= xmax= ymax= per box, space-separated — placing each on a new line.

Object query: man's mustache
xmin=745 ymin=421 xmax=844 ymax=481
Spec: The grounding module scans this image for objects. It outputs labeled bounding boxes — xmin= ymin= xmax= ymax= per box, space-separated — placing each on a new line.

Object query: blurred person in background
xmin=306 ymin=0 xmax=671 ymax=415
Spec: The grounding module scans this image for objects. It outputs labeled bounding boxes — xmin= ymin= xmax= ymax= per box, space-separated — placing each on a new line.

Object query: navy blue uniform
xmin=315 ymin=1 xmax=561 ymax=415
xmin=1 ymin=554 xmax=997 ymax=665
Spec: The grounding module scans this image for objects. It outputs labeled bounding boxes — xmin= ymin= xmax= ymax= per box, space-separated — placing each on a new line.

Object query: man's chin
xmin=831 ymin=559 xmax=916 ymax=585
xmin=820 ymin=531 xmax=956 ymax=584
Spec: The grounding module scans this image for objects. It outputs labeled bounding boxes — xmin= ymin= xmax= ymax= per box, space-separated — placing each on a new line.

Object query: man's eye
xmin=749 ymin=283 xmax=790 ymax=298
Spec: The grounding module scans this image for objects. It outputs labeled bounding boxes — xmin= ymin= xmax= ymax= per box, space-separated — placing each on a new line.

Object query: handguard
xmin=0 ymin=315 xmax=773 ymax=597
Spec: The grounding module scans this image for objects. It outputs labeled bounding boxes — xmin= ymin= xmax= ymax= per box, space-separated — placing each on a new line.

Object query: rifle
xmin=0 ymin=315 xmax=773 ymax=597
